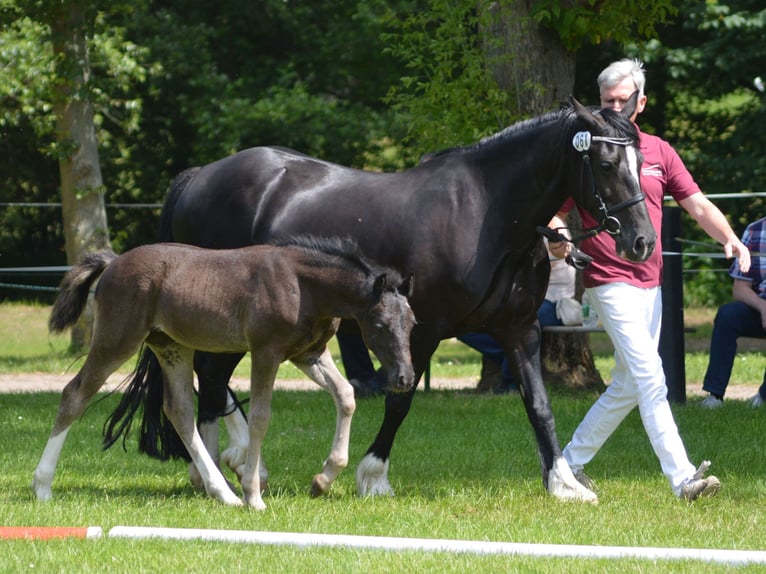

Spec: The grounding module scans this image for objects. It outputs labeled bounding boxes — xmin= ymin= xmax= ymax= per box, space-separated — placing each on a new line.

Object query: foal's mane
xmin=273 ymin=235 xmax=399 ymax=281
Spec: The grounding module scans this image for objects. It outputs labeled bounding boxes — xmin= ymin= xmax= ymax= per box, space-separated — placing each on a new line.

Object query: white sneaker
xmin=699 ymin=394 xmax=723 ymax=409
xmin=680 ymin=461 xmax=720 ymax=501
xmin=750 ymin=394 xmax=763 ymax=408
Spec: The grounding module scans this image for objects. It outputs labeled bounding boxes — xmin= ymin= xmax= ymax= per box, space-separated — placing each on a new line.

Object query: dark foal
xmin=32 ymin=237 xmax=415 ymax=509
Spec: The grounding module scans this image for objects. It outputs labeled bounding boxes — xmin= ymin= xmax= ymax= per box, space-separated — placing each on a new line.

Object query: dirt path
xmin=0 ymin=372 xmax=758 ymax=401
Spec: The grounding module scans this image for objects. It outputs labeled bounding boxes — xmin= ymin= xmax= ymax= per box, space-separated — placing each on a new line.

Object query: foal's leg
xmin=293 ymin=347 xmax=356 ymax=497
xmin=153 ymin=344 xmax=242 ymax=506
xmin=32 ymin=350 xmax=133 ymax=501
xmin=191 ymin=352 xmax=250 ymax=488
xmin=241 ymin=353 xmax=280 ymax=510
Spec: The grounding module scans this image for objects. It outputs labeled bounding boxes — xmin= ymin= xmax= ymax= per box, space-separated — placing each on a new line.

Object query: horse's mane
xmin=273 ymin=235 xmax=399 ymax=281
xmin=425 ymin=102 xmax=637 ymax=161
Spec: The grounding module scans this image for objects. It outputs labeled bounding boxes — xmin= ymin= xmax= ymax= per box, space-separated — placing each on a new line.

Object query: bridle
xmin=535 ymin=130 xmax=646 ymax=270
xmin=569 ymin=130 xmax=645 ymax=242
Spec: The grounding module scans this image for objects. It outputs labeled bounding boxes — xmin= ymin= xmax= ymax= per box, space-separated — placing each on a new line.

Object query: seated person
xmin=700 ymin=216 xmax=766 ymax=408
xmin=459 ymin=235 xmax=576 ymax=393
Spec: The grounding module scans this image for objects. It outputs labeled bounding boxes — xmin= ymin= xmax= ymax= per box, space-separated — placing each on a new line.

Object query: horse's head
xmin=569 ymin=94 xmax=656 ymax=262
xmin=358 ymin=272 xmax=416 ymax=393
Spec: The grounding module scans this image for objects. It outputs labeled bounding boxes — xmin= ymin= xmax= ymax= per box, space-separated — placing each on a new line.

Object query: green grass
xmin=2 ymin=301 xmax=766 ymax=572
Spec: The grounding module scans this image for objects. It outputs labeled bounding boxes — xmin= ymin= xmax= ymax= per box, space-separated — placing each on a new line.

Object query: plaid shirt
xmin=730 ymin=216 xmax=766 ymax=299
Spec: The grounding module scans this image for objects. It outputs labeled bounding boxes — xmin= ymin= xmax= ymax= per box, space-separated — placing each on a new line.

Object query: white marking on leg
xmin=221 ymin=393 xmax=253 ymax=484
xmin=32 ymin=430 xmax=70 ymax=501
xmin=356 ymin=453 xmax=393 ymax=497
xmin=547 ymin=456 xmax=598 ymax=504
xmin=159 ymin=351 xmax=242 ymax=506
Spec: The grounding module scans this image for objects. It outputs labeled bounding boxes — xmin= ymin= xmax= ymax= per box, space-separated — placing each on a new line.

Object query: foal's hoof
xmin=31 ymin=478 xmax=53 ymax=502
xmin=310 ymin=473 xmax=331 ymax=498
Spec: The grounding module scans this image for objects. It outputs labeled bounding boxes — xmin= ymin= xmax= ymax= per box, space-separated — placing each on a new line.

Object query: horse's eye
xmin=599 ymin=161 xmax=614 ymax=172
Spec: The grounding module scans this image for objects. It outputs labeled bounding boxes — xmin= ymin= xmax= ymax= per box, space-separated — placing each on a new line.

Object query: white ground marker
xmin=108 ymin=526 xmax=766 ymax=565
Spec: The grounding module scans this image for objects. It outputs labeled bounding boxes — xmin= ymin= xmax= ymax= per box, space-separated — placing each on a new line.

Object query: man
xmin=551 ymin=58 xmax=750 ymax=500
xmin=700 ymin=216 xmax=766 ymax=408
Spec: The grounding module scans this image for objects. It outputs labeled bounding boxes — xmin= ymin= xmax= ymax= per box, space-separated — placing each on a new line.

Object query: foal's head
xmin=358 ymin=272 xmax=416 ymax=393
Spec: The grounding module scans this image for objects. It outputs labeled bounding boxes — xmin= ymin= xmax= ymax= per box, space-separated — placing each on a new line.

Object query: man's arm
xmin=678 ymin=193 xmax=751 ymax=273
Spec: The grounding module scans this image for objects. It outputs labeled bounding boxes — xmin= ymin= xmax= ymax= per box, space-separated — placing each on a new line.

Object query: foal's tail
xmin=49 ymin=249 xmax=117 ymax=334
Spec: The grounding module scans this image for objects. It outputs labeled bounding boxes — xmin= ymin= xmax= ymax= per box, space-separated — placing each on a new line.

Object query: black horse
xmin=108 ymin=95 xmax=655 ymax=503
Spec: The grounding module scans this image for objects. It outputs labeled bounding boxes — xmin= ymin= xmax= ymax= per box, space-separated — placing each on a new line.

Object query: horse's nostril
xmin=634 ymin=236 xmax=649 ymax=257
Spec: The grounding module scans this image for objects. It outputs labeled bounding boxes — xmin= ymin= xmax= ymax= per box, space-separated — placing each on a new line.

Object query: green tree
xmin=384 ymin=0 xmax=676 ymax=156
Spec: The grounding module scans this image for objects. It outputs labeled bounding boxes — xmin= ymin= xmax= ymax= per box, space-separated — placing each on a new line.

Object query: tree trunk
xmin=480 ymin=1 xmax=602 ymax=392
xmin=481 ymin=0 xmax=575 ymax=116
xmin=541 ymin=332 xmax=605 ymax=392
xmin=49 ymin=2 xmax=110 ymax=351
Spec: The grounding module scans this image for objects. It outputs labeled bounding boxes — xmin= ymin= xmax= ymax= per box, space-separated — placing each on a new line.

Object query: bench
xmin=422 ymin=324 xmax=695 ymax=391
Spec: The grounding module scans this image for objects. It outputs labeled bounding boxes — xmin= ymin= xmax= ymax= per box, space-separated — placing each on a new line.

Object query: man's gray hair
xmin=598 ymin=58 xmax=646 ymax=97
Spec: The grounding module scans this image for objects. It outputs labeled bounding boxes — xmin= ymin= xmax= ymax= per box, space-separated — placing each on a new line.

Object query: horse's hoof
xmin=188 ymin=464 xmax=204 ymax=490
xmin=547 ymin=457 xmax=599 ymax=505
xmin=356 ymin=453 xmax=394 ymax=497
xmin=221 ymin=447 xmax=247 ymax=479
xmin=244 ymin=494 xmax=267 ymax=511
xmin=310 ymin=474 xmax=330 ymax=498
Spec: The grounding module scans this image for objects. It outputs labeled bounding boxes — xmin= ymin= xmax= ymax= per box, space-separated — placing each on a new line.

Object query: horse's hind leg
xmin=152 ymin=344 xmax=242 ymax=506
xmin=219 ymin=388 xmax=264 ymax=487
xmin=191 ymin=351 xmax=250 ymax=488
xmin=293 ymin=348 xmax=356 ymax=497
xmin=32 ymin=350 xmax=132 ymax=501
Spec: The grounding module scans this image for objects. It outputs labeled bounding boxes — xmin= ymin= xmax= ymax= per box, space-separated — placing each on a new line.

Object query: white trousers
xmin=563 ymin=282 xmax=696 ymax=496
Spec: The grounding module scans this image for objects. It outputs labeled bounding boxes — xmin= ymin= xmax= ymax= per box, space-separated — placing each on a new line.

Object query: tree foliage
xmin=1 ymin=0 xmax=763 ymax=309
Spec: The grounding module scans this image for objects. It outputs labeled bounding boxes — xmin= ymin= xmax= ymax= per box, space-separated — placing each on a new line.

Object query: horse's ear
xmin=620 ymin=90 xmax=639 ymax=119
xmin=398 ymin=273 xmax=414 ymax=298
xmin=569 ymin=96 xmax=604 ymax=131
xmin=372 ymin=273 xmax=388 ymax=299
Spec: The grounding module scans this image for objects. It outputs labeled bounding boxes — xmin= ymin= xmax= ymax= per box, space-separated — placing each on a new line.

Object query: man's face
xmin=600 ymin=76 xmax=647 ymax=121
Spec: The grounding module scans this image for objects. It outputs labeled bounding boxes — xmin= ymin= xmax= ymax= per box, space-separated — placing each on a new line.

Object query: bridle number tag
xmin=573 ymin=131 xmax=592 ymax=152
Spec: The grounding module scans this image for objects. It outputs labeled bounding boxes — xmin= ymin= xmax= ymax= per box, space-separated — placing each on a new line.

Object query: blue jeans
xmin=458 ymin=299 xmax=561 ymax=385
xmin=702 ymin=301 xmax=766 ymax=399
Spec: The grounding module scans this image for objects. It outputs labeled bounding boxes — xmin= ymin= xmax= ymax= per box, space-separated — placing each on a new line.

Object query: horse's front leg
xmin=293 ymin=348 xmax=356 ymax=497
xmin=156 ymin=346 xmax=242 ymax=506
xmin=241 ymin=353 xmax=280 ymax=510
xmin=509 ymin=322 xmax=597 ymax=504
xmin=355 ymin=339 xmax=435 ymax=497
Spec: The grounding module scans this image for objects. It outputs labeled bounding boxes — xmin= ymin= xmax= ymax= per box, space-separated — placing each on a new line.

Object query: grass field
xmin=1 ymin=302 xmax=766 ymax=572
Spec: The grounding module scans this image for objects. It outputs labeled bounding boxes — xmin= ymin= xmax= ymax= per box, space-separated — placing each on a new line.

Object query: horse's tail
xmin=49 ymin=249 xmax=117 ymax=334
xmin=102 ymin=167 xmax=202 ymax=461
xmin=102 ymin=348 xmax=191 ymax=461
xmin=158 ymin=166 xmax=200 ymax=242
